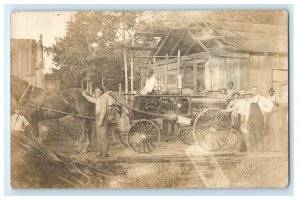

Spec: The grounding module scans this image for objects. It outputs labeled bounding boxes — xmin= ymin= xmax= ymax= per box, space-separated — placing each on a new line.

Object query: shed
xmin=133 ymin=20 xmax=288 ymax=96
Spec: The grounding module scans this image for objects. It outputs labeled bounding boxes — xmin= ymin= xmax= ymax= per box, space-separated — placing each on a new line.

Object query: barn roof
xmin=136 ymin=20 xmax=288 ymax=57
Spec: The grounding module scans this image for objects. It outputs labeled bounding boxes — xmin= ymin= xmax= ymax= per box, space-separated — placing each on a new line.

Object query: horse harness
xmin=17 ymin=85 xmax=95 ymax=120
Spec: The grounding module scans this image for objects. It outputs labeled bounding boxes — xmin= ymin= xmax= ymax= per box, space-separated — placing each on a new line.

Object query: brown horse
xmin=10 ymin=75 xmax=95 ymax=153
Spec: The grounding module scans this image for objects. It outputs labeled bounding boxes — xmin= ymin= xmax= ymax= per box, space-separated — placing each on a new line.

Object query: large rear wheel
xmin=193 ymin=108 xmax=232 ymax=151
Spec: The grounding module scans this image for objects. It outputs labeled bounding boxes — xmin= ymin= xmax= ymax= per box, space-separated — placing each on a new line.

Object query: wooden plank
xmin=127 ymin=46 xmax=158 ymax=51
xmin=152 ymin=52 xmax=210 ymax=67
xmin=211 ymin=49 xmax=250 ymax=59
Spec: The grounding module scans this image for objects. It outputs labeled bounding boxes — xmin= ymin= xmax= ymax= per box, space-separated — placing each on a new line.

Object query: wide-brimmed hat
xmin=239 ymin=89 xmax=246 ymax=96
xmin=244 ymin=90 xmax=253 ymax=96
xmin=231 ymin=92 xmax=240 ymax=97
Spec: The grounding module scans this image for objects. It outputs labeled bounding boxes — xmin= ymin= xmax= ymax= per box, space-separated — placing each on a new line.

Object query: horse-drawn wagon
xmin=109 ymin=92 xmax=233 ymax=153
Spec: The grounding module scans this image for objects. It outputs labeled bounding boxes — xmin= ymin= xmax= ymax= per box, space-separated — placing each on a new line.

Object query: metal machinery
xmin=109 ymin=92 xmax=232 ymax=153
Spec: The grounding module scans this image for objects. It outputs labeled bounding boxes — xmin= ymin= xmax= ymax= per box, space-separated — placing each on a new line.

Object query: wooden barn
xmin=132 ymin=20 xmax=288 ymax=98
xmin=10 ymin=35 xmax=45 ymax=88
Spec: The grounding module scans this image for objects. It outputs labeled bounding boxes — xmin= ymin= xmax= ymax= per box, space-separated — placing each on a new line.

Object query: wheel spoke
xmin=145 ymin=141 xmax=151 ymax=152
xmin=142 ymin=142 xmax=146 ymax=153
xmin=145 ymin=123 xmax=154 ymax=134
xmin=148 ymin=141 xmax=156 ymax=149
xmin=132 ymin=143 xmax=141 ymax=152
xmin=212 ymin=110 xmax=219 ymax=127
xmin=147 ymin=128 xmax=159 ymax=137
xmin=215 ymin=113 xmax=225 ymax=128
xmin=144 ymin=122 xmax=150 ymax=133
xmin=216 ymin=137 xmax=222 ymax=148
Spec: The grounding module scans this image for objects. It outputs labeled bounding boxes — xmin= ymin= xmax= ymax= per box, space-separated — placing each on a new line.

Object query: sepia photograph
xmin=10 ymin=10 xmax=289 ymax=188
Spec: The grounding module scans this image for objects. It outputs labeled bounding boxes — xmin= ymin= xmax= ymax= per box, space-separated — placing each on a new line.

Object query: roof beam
xmin=135 ymin=32 xmax=168 ymax=37
xmin=187 ymin=30 xmax=209 ymax=53
xmin=154 ymin=28 xmax=173 ymax=57
xmin=169 ymin=31 xmax=186 ymax=56
xmin=184 ymin=41 xmax=196 ymax=55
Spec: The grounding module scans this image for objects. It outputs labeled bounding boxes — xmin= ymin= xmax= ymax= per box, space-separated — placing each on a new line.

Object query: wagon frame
xmin=109 ymin=92 xmax=233 ymax=153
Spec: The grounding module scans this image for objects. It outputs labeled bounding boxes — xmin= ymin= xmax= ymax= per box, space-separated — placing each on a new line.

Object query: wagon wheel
xmin=193 ymin=108 xmax=232 ymax=151
xmin=116 ymin=131 xmax=128 ymax=146
xmin=178 ymin=128 xmax=195 ymax=145
xmin=127 ymin=119 xmax=160 ymax=153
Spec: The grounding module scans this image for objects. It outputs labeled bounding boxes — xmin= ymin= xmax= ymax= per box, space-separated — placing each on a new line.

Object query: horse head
xmin=11 ymin=75 xmax=44 ymax=102
xmin=10 ymin=75 xmax=30 ymax=102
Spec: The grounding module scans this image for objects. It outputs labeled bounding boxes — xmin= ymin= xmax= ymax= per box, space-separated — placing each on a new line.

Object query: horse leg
xmin=85 ymin=119 xmax=92 ymax=148
xmin=76 ymin=118 xmax=86 ymax=153
xmin=32 ymin=122 xmax=42 ymax=143
xmin=80 ymin=120 xmax=93 ymax=153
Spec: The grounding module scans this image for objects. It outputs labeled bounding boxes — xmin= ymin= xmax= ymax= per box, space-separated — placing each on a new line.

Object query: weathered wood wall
xmin=11 ymin=39 xmax=44 ymax=88
xmin=205 ymin=55 xmax=288 ymax=96
xmin=147 ymin=52 xmax=288 ymax=96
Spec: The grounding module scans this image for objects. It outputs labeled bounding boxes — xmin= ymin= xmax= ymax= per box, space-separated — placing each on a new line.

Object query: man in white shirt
xmin=140 ymin=68 xmax=157 ymax=95
xmin=224 ymin=90 xmax=252 ymax=151
xmin=11 ymin=108 xmax=29 ymax=133
xmin=225 ymin=92 xmax=240 ymax=129
xmin=247 ymin=86 xmax=273 ymax=152
xmin=82 ymin=87 xmax=115 ymax=157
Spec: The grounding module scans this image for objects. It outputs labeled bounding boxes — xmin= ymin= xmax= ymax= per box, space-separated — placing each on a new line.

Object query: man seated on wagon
xmin=218 ymin=88 xmax=227 ymax=99
xmin=140 ymin=68 xmax=158 ymax=95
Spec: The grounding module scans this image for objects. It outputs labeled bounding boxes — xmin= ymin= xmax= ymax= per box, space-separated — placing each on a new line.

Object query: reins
xmin=18 ymin=102 xmax=95 ymax=120
xmin=18 ymin=83 xmax=31 ymax=103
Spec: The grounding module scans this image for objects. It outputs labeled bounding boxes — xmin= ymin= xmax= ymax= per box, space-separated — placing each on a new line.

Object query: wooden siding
xmin=204 ymin=55 xmax=288 ymax=96
xmin=204 ymin=56 xmax=250 ymax=92
xmin=11 ymin=39 xmax=44 ymax=88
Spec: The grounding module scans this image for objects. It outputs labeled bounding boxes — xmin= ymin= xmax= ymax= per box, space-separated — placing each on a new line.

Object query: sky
xmin=10 ymin=11 xmax=75 ymax=73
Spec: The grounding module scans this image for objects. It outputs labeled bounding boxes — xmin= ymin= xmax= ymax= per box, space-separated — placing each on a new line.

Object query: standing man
xmin=140 ymin=68 xmax=157 ymax=95
xmin=82 ymin=87 xmax=115 ymax=158
xmin=224 ymin=89 xmax=251 ymax=151
xmin=247 ymin=86 xmax=273 ymax=152
xmin=225 ymin=92 xmax=240 ymax=129
xmin=11 ymin=108 xmax=30 ymax=134
xmin=267 ymin=88 xmax=276 ymax=103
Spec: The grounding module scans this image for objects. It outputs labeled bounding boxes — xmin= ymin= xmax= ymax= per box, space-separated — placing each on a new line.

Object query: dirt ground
xmin=11 ymin=116 xmax=289 ymax=188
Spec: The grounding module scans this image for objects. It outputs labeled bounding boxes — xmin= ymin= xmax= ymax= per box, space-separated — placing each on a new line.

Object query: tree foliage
xmin=45 ymin=11 xmax=147 ymax=90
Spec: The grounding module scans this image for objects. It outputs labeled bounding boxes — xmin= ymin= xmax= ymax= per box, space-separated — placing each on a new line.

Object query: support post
xmin=193 ymin=60 xmax=198 ymax=95
xmin=165 ymin=54 xmax=168 ymax=91
xmin=130 ymin=36 xmax=135 ymax=94
xmin=124 ymin=46 xmax=128 ymax=93
xmin=130 ymin=55 xmax=134 ymax=94
xmin=177 ymin=50 xmax=181 ymax=75
xmin=119 ymin=83 xmax=122 ymax=97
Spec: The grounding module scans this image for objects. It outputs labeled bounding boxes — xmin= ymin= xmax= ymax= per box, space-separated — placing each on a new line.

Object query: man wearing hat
xmin=140 ymin=68 xmax=158 ymax=95
xmin=224 ymin=89 xmax=252 ymax=151
xmin=225 ymin=92 xmax=240 ymax=129
xmin=82 ymin=86 xmax=115 ymax=157
xmin=247 ymin=86 xmax=273 ymax=152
